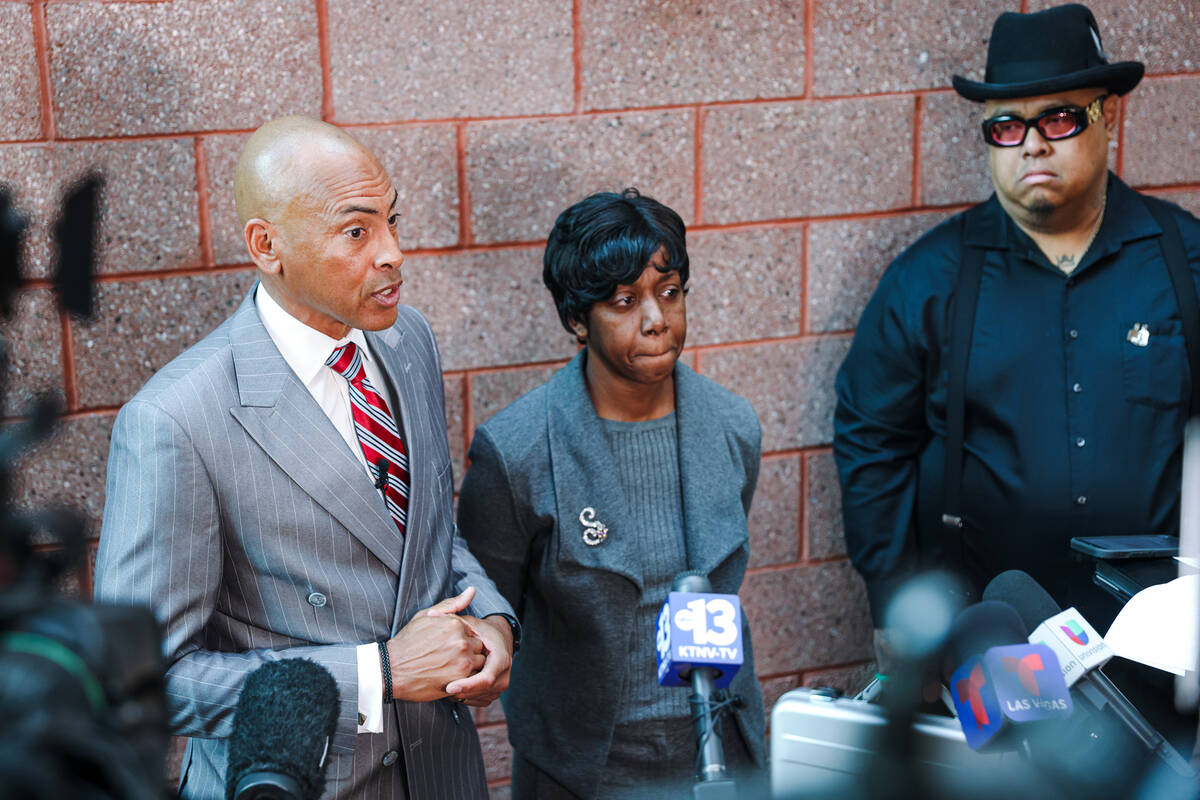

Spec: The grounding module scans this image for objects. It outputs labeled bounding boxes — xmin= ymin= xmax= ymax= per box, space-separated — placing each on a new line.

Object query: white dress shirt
xmin=255 ymin=283 xmax=390 ymax=734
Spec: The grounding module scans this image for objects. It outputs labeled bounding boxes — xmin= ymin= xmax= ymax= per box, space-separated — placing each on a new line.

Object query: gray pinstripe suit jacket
xmin=94 ymin=291 xmax=511 ymax=800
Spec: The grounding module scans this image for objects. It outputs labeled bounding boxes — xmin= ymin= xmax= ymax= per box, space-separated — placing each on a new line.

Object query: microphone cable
xmin=690 ymin=690 xmax=743 ymax=777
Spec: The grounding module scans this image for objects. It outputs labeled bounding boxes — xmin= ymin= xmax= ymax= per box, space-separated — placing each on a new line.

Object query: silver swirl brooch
xmin=579 ymin=507 xmax=609 ymax=546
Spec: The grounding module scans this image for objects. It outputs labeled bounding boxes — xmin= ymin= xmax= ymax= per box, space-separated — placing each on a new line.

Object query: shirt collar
xmin=254 ymin=283 xmax=372 ymax=386
xmin=1090 ymin=173 xmax=1161 ymax=252
xmin=967 ymin=172 xmax=1161 ymax=252
xmin=964 ymin=192 xmax=1010 ymax=249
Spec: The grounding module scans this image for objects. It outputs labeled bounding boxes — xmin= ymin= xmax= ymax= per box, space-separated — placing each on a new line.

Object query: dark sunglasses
xmin=981 ymin=94 xmax=1108 ymax=147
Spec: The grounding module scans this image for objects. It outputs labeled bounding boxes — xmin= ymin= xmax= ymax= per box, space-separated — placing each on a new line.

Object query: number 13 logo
xmin=674 ymin=597 xmax=739 ymax=647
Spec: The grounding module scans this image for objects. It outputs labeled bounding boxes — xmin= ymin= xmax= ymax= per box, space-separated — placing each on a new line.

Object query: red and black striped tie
xmin=326 ymin=342 xmax=409 ymax=536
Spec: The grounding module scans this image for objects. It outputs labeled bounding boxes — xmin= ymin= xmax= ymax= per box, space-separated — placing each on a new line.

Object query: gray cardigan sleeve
xmin=457 ymin=427 xmax=534 ymax=617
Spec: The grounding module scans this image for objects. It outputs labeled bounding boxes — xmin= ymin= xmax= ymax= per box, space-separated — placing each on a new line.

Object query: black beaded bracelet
xmin=378 ymin=641 xmax=394 ymax=704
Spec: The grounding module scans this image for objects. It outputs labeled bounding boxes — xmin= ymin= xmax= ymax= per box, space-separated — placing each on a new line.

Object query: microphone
xmin=659 ymin=571 xmax=741 ymax=796
xmin=226 ymin=659 xmax=340 ymax=800
xmin=657 ymin=573 xmax=744 ymax=690
xmin=984 ymin=570 xmax=1114 ymax=688
xmin=941 ymin=601 xmax=1073 ymax=753
xmin=984 ymin=570 xmax=1194 ymax=778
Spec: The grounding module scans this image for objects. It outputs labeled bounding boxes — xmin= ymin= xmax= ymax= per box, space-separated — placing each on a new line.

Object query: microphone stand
xmin=672 ymin=572 xmax=740 ymax=799
xmin=1086 ymin=671 xmax=1194 ymax=776
xmin=688 ymin=668 xmax=738 ymax=800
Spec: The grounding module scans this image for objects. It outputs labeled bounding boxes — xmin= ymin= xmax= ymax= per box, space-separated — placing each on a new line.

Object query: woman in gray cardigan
xmin=457 ymin=189 xmax=767 ymax=799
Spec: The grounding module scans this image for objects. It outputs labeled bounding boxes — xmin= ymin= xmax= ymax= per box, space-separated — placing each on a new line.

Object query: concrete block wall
xmin=1 ymin=1 xmax=1196 ymax=794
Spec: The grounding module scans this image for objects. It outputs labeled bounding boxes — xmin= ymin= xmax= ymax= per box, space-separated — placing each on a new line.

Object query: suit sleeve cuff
xmin=864 ymin=572 xmax=914 ymax=626
xmin=355 ymin=642 xmax=384 ymax=733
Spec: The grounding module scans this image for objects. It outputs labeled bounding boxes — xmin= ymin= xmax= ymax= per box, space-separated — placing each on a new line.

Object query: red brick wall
xmin=2 ymin=1 xmax=1197 ymax=795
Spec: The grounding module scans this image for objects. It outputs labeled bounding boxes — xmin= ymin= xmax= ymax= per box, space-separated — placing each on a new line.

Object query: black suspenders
xmin=941 ymin=201 xmax=1200 ymax=558
xmin=1149 ymin=202 xmax=1200 ymax=417
xmin=940 ymin=242 xmax=984 ymax=560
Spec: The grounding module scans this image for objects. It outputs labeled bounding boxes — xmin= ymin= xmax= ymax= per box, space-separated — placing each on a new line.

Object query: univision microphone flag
xmin=1045 ymin=608 xmax=1112 ymax=669
xmin=1029 ymin=607 xmax=1113 ymax=687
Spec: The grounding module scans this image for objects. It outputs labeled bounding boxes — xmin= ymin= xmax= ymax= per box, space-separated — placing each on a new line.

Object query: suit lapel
xmin=675 ymin=363 xmax=750 ymax=576
xmin=226 ymin=292 xmax=403 ymax=575
xmin=547 ymin=352 xmax=642 ymax=590
xmin=365 ymin=324 xmax=433 ymax=633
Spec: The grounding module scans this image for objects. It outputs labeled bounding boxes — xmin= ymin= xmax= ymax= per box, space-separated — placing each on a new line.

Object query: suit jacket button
xmin=307 ymin=591 xmax=327 ymax=608
xmin=382 ymin=750 xmax=399 ymax=767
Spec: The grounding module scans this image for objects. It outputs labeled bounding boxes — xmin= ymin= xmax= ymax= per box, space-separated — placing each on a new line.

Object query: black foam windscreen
xmin=941 ymin=600 xmax=1029 ymax=683
xmin=0 ymin=187 xmax=24 ymax=319
xmin=226 ymin=659 xmax=339 ymax=800
xmin=52 ymin=175 xmax=100 ymax=320
xmin=671 ymin=570 xmax=712 ymax=594
xmin=983 ymin=570 xmax=1062 ymax=633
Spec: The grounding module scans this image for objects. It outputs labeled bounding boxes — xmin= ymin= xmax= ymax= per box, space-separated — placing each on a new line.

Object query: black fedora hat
xmin=952 ymin=4 xmax=1143 ymax=102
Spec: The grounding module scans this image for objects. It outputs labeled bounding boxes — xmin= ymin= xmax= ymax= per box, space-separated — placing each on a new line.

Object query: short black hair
xmin=543 ymin=188 xmax=689 ymax=339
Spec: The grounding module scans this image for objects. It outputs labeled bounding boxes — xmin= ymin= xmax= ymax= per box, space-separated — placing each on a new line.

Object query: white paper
xmin=1180 ymin=418 xmax=1200 ymax=566
xmin=1104 ymin=574 xmax=1200 ymax=676
xmin=1178 ymin=418 xmax=1200 ymax=705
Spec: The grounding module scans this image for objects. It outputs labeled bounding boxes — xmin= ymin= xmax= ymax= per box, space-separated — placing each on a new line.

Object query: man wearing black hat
xmin=834 ymin=3 xmax=1200 ymax=683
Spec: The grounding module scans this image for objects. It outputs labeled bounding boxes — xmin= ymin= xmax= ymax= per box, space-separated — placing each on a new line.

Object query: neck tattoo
xmin=1054 ymin=192 xmax=1107 ymax=274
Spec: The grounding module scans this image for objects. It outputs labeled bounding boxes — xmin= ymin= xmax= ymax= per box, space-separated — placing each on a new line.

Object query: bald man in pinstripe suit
xmin=94 ymin=116 xmax=515 ymax=799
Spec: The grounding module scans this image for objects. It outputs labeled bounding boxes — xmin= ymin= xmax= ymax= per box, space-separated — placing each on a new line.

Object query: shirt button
xmin=1069 ymin=329 xmax=1079 ymax=339
xmin=1066 ymin=278 xmax=1076 ymax=288
xmin=1076 ymin=437 xmax=1086 ymax=447
xmin=1076 ymin=495 xmax=1087 ymax=506
xmin=382 ymin=750 xmax=399 ymax=767
xmin=307 ymin=591 xmax=327 ymax=608
xmin=1072 ymin=383 xmax=1082 ymax=393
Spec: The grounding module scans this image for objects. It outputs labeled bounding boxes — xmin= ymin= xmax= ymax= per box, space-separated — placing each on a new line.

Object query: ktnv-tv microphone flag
xmin=656 ymin=574 xmax=743 ymax=688
xmin=943 ymin=601 xmax=1072 ymax=751
xmin=226 ymin=659 xmax=339 ymax=800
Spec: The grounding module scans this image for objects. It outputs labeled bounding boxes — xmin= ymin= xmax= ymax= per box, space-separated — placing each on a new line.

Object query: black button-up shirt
xmin=834 ymin=175 xmax=1200 ymax=625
